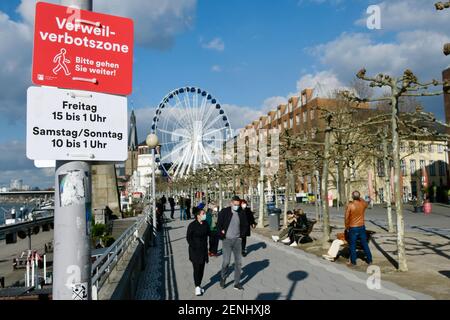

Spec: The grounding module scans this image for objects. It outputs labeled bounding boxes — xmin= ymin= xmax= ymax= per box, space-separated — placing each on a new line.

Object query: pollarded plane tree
xmin=342 ymin=68 xmax=449 ymax=271
xmin=435 ymin=2 xmax=450 ymax=55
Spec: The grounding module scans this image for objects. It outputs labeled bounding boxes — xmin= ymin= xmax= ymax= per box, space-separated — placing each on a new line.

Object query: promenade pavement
xmin=136 ymin=214 xmax=432 ymax=300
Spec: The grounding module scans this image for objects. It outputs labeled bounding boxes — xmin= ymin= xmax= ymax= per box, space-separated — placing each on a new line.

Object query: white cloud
xmin=201 ymin=37 xmax=225 ymax=52
xmin=0 ymin=10 xmax=33 ymax=122
xmin=221 ymin=104 xmax=265 ymax=131
xmin=0 ymin=140 xmax=53 ymax=188
xmin=296 ymin=70 xmax=345 ymax=97
xmin=355 ymin=0 xmax=450 ymax=32
xmin=262 ymin=96 xmax=288 ymax=113
xmin=310 ymin=31 xmax=450 ymax=83
xmin=211 ymin=65 xmax=222 ymax=72
xmin=95 ymin=0 xmax=196 ymax=49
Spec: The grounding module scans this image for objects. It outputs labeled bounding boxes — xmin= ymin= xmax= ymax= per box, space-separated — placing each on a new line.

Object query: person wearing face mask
xmin=186 ymin=208 xmax=210 ymax=296
xmin=216 ymin=196 xmax=249 ymax=291
xmin=240 ymin=199 xmax=256 ymax=257
xmin=205 ymin=203 xmax=220 ymax=257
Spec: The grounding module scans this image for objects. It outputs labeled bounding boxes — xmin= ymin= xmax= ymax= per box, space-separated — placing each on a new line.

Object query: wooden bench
xmin=292 ymin=219 xmax=317 ymax=244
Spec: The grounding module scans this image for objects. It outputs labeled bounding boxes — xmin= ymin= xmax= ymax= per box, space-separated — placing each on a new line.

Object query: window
xmin=428 ymin=144 xmax=434 ymax=153
xmin=310 ymin=109 xmax=315 ymax=121
xmin=377 ymin=159 xmax=385 ymax=177
xmin=410 ymin=159 xmax=416 ymax=175
xmin=419 ymin=144 xmax=425 ymax=153
xmin=429 ymin=160 xmax=436 ymax=176
xmin=378 ymin=188 xmax=384 ymax=203
xmin=303 ymin=111 xmax=307 ymax=123
xmin=420 ymin=160 xmax=426 ymax=170
xmin=311 ymin=130 xmax=316 ymax=139
xmin=296 ymin=115 xmax=300 ymax=125
xmin=400 ymin=160 xmax=407 ymax=176
xmin=409 ymin=144 xmax=416 ymax=153
xmin=439 ymin=162 xmax=446 ymax=176
xmin=437 ymin=144 xmax=444 ymax=153
xmin=400 ymin=143 xmax=406 ymax=153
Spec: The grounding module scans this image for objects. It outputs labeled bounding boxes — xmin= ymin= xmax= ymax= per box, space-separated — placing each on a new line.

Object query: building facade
xmin=236 ymin=86 xmax=449 ymax=204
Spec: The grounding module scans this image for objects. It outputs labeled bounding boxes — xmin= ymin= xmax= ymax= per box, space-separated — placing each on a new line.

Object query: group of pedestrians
xmin=186 ymin=196 xmax=256 ymax=296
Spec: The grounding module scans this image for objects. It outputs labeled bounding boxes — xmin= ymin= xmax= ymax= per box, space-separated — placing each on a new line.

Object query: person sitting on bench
xmin=271 ymin=210 xmax=296 ymax=242
xmin=322 ymin=232 xmax=347 ymax=261
xmin=283 ymin=209 xmax=308 ymax=247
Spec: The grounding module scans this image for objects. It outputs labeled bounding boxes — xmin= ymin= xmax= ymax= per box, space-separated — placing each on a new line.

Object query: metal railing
xmin=91 ymin=208 xmax=151 ymax=297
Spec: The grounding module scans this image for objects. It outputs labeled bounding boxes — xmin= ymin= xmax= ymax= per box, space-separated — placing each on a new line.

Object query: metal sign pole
xmin=52 ymin=0 xmax=93 ymax=301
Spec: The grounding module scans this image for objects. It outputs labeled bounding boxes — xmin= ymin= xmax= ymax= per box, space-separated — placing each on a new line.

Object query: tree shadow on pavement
xmin=240 ymin=259 xmax=270 ymax=286
xmin=246 ymin=242 xmax=267 ymax=255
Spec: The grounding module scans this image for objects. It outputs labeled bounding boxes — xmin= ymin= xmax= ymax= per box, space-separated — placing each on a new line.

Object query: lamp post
xmin=146 ymin=134 xmax=159 ymax=244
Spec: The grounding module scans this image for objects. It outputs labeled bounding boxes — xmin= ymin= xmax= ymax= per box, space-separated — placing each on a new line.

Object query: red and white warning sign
xmin=32 ymin=2 xmax=134 ymax=96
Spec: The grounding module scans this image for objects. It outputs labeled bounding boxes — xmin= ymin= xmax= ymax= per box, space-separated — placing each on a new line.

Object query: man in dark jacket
xmin=240 ymin=199 xmax=256 ymax=257
xmin=217 ymin=196 xmax=249 ymax=291
xmin=168 ymin=196 xmax=175 ymax=219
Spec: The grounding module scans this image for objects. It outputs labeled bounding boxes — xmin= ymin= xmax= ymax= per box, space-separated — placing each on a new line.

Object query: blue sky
xmin=0 ymin=0 xmax=449 ymax=188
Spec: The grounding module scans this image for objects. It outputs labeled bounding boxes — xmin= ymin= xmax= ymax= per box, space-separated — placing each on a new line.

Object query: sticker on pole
xmin=26 ymin=86 xmax=127 ymax=161
xmin=72 ymin=282 xmax=88 ymax=300
xmin=32 ymin=2 xmax=134 ymax=95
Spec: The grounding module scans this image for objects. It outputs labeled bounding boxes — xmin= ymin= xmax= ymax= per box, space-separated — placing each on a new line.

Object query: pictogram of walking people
xmin=53 ymin=48 xmax=71 ymax=76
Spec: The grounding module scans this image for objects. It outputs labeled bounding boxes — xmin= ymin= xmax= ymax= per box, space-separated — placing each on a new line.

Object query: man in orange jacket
xmin=345 ymin=191 xmax=373 ymax=266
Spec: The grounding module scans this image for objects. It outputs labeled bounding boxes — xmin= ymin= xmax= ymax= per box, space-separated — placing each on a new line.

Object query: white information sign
xmin=27 ymin=86 xmax=127 ymax=161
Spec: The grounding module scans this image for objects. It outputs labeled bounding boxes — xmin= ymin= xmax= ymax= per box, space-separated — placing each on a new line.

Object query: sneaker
xmin=220 ymin=278 xmax=226 ymax=289
xmin=281 ymin=238 xmax=291 ymax=244
xmin=272 ymin=235 xmax=280 ymax=242
xmin=201 ymin=288 xmax=205 ymax=294
xmin=242 ymin=251 xmax=247 ymax=257
xmin=289 ymin=241 xmax=298 ymax=247
xmin=195 ymin=286 xmax=202 ymax=296
xmin=234 ymin=284 xmax=244 ymax=291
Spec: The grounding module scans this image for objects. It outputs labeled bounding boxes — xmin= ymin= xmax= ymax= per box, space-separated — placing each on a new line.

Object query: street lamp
xmin=146 ymin=133 xmax=159 ymax=243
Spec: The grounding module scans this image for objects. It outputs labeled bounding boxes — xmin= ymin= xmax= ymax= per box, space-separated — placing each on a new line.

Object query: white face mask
xmin=232 ymin=205 xmax=240 ymax=211
xmin=242 ymin=204 xmax=247 ymax=209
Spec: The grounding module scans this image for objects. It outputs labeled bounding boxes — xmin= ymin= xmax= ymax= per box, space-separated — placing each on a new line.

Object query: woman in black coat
xmin=186 ymin=208 xmax=210 ymax=296
xmin=240 ymin=199 xmax=256 ymax=257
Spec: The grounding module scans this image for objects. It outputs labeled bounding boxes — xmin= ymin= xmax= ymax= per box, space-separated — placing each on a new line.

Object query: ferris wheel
xmin=151 ymin=86 xmax=233 ymax=179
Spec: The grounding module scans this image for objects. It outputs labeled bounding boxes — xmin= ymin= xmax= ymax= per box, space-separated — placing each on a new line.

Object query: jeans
xmin=221 ymin=238 xmax=242 ymax=285
xmin=180 ymin=208 xmax=187 ymax=220
xmin=170 ymin=206 xmax=175 ymax=218
xmin=348 ymin=226 xmax=372 ymax=265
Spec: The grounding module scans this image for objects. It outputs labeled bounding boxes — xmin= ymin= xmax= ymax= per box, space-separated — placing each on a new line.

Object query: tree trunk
xmin=321 ymin=128 xmax=331 ymax=248
xmin=275 ymin=177 xmax=279 ymax=209
xmin=219 ymin=177 xmax=223 ymax=210
xmin=283 ymin=168 xmax=290 ymax=228
xmin=391 ymin=93 xmax=408 ymax=272
xmin=382 ymin=128 xmax=394 ymax=233
xmin=338 ymin=161 xmax=346 ymax=205
xmin=257 ymin=165 xmax=265 ymax=228
xmin=346 ymin=166 xmax=352 ymax=202
xmin=314 ymin=170 xmax=320 ymax=222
